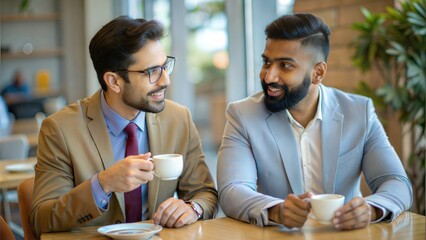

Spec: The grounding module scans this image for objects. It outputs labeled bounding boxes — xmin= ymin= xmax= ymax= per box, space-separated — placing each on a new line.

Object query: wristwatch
xmin=187 ymin=201 xmax=203 ymax=220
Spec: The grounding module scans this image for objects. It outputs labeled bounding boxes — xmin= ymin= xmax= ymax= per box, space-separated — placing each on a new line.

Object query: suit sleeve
xmin=177 ymin=107 xmax=218 ymax=219
xmin=29 ymin=117 xmax=102 ymax=237
xmin=362 ymin=99 xmax=413 ymax=221
xmin=217 ymin=102 xmax=283 ymax=226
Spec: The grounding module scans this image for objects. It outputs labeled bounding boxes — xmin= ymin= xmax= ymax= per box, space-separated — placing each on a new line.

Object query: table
xmin=12 ymin=118 xmax=39 ymax=135
xmin=0 ymin=157 xmax=36 ymax=237
xmin=0 ymin=157 xmax=36 ymax=189
xmin=41 ymin=212 xmax=425 ymax=240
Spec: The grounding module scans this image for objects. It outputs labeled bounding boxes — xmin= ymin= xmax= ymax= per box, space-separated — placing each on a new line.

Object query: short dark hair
xmin=265 ymin=13 xmax=331 ymax=62
xmin=89 ymin=16 xmax=165 ymax=91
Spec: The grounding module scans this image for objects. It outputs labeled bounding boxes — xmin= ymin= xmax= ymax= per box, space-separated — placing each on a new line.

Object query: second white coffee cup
xmin=151 ymin=154 xmax=183 ymax=180
xmin=310 ymin=194 xmax=345 ymax=224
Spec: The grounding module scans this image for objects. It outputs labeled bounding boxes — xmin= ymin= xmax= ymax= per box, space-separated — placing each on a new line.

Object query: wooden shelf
xmin=1 ymin=49 xmax=63 ymax=59
xmin=0 ymin=13 xmax=60 ymax=22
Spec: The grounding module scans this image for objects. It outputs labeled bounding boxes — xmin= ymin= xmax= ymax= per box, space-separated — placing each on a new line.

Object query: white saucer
xmin=98 ymin=223 xmax=162 ymax=240
xmin=5 ymin=163 xmax=35 ymax=173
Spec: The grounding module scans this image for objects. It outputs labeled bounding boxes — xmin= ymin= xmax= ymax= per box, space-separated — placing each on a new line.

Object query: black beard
xmin=261 ymin=76 xmax=311 ymax=112
xmin=123 ymin=85 xmax=167 ymax=113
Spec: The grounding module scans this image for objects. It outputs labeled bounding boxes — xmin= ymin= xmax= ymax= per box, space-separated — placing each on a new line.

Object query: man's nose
xmin=156 ymin=69 xmax=171 ymax=86
xmin=263 ymin=65 xmax=280 ymax=83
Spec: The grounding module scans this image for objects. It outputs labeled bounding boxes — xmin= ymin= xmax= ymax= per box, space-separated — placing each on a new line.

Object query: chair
xmin=0 ymin=134 xmax=29 ymax=160
xmin=8 ymin=100 xmax=45 ymax=119
xmin=0 ymin=215 xmax=16 ymax=240
xmin=17 ymin=177 xmax=36 ymax=240
xmin=0 ymin=135 xmax=30 ymax=238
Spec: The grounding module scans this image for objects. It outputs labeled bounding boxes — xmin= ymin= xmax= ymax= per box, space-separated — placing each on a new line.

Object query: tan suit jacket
xmin=30 ymin=90 xmax=217 ymax=236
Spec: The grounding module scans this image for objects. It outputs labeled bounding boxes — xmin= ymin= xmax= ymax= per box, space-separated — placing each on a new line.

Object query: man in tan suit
xmin=30 ymin=16 xmax=217 ymax=237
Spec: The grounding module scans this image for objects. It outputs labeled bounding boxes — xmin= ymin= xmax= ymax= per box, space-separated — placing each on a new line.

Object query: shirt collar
xmin=100 ymin=90 xmax=146 ymax=136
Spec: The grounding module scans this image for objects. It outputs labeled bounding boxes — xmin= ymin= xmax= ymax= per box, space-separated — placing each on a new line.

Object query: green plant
xmin=19 ymin=0 xmax=30 ymax=13
xmin=351 ymin=0 xmax=425 ymax=215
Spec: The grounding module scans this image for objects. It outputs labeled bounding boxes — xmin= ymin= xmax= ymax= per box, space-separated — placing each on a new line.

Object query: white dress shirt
xmin=286 ymin=91 xmax=323 ymax=194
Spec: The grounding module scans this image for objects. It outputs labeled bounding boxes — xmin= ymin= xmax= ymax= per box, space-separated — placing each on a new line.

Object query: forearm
xmin=188 ymin=190 xmax=218 ymax=219
xmin=31 ymin=178 xmax=101 ymax=236
xmin=365 ymin=177 xmax=412 ymax=221
xmin=181 ymin=130 xmax=218 ymax=219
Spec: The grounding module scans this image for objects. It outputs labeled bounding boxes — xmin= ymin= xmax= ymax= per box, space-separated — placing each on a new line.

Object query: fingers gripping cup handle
xmin=148 ymin=154 xmax=183 ymax=180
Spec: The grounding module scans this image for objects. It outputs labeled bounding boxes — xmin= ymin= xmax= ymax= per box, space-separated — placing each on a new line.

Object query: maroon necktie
xmin=124 ymin=122 xmax=142 ymax=222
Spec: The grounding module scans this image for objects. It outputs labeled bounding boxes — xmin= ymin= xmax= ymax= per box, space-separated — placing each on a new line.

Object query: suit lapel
xmin=267 ymin=110 xmax=304 ymax=195
xmin=146 ymin=113 xmax=161 ymax=218
xmin=85 ymin=90 xmax=124 ymax=212
xmin=86 ymin=90 xmax=115 ymax=169
xmin=320 ymin=86 xmax=343 ymax=193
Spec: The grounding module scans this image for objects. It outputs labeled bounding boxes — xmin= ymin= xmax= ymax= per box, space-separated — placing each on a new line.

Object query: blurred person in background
xmin=1 ymin=69 xmax=31 ymax=105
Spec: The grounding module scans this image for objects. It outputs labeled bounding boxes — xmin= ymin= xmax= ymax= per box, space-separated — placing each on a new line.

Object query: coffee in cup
xmin=151 ymin=154 xmax=183 ymax=180
xmin=310 ymin=194 xmax=345 ymax=224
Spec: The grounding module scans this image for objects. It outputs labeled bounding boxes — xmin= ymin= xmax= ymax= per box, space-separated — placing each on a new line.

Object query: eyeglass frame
xmin=113 ymin=56 xmax=176 ymax=84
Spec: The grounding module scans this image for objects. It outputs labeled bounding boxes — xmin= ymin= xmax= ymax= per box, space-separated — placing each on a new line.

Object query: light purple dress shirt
xmin=90 ymin=91 xmax=149 ymax=220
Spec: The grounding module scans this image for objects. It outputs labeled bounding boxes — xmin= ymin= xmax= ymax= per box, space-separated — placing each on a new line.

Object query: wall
xmin=84 ymin=0 xmax=116 ymax=96
xmin=0 ymin=0 xmax=62 ymax=96
xmin=61 ymin=0 xmax=86 ymax=103
xmin=293 ymin=0 xmax=404 ymax=158
xmin=0 ymin=0 xmax=90 ymax=105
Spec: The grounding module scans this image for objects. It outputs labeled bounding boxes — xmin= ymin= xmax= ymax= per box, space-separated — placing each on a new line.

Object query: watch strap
xmin=187 ymin=201 xmax=203 ymax=220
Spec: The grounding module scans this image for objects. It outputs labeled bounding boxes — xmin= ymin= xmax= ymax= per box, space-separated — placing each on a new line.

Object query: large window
xmin=185 ymin=0 xmax=228 ymax=150
xmin=122 ymin=0 xmax=293 ymax=159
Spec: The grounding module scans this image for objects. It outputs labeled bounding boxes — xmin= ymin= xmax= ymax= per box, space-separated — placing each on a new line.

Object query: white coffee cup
xmin=151 ymin=154 xmax=183 ymax=180
xmin=310 ymin=194 xmax=345 ymax=224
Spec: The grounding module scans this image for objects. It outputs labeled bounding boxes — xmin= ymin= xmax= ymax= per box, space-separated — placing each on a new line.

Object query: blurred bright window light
xmin=195 ymin=29 xmax=227 ymax=52
xmin=128 ymin=0 xmax=143 ymax=18
xmin=277 ymin=0 xmax=294 ymax=15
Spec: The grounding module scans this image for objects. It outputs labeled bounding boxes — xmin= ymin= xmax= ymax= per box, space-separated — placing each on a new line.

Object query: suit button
xmin=249 ymin=217 xmax=257 ymax=224
xmin=115 ymin=220 xmax=122 ymax=224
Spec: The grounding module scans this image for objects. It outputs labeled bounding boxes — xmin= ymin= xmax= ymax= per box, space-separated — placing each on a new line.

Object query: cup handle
xmin=304 ymin=198 xmax=312 ymax=209
xmin=147 ymin=158 xmax=159 ymax=178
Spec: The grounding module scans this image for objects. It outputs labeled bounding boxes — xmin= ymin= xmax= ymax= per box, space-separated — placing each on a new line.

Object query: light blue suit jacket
xmin=217 ymin=85 xmax=412 ymax=226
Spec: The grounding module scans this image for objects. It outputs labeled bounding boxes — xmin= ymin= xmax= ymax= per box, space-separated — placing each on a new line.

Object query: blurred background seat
xmin=0 ymin=134 xmax=30 ymax=239
xmin=17 ymin=177 xmax=36 ymax=240
xmin=0 ymin=215 xmax=16 ymax=240
xmin=7 ymin=100 xmax=45 ymax=120
xmin=0 ymin=135 xmax=29 ymax=160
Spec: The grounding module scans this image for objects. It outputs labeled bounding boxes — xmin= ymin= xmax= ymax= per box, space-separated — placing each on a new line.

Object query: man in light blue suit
xmin=217 ymin=13 xmax=412 ymax=231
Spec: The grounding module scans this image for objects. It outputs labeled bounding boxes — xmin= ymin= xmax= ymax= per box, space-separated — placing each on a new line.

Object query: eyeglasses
xmin=114 ymin=56 xmax=176 ymax=84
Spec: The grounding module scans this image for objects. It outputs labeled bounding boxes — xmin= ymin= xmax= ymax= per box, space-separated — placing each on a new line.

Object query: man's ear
xmin=312 ymin=62 xmax=327 ymax=85
xmin=104 ymin=72 xmax=122 ymax=93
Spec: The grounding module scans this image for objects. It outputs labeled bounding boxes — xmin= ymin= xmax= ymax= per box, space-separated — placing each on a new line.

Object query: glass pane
xmin=153 ymin=0 xmax=171 ymax=53
xmin=277 ymin=0 xmax=294 ymax=15
xmin=128 ymin=0 xmax=144 ymax=18
xmin=185 ymin=0 xmax=228 ymax=153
